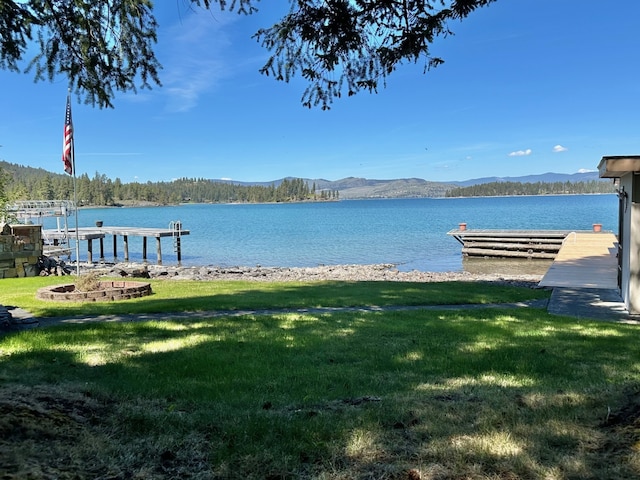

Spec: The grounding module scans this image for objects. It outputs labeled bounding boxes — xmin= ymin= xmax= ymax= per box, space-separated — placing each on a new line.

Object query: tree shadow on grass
xmin=0 ymin=307 xmax=638 ymax=479
xmin=23 ymin=280 xmax=549 ymax=319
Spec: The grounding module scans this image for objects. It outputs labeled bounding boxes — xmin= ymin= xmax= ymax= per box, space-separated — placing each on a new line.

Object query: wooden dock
xmin=448 ymin=228 xmax=619 ymax=289
xmin=43 ymin=225 xmax=189 ymax=265
xmin=447 ymin=229 xmax=575 ymax=259
xmin=539 ymin=232 xmax=618 ymax=289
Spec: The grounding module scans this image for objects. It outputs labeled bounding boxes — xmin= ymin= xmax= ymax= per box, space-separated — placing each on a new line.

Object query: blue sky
xmin=1 ymin=0 xmax=640 ymax=184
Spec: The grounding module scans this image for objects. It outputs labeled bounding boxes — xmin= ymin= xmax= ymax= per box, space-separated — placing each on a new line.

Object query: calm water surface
xmin=46 ymin=195 xmax=617 ymax=273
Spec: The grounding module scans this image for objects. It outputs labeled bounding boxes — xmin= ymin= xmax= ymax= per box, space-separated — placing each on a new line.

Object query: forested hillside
xmin=0 ymin=161 xmax=616 ymax=206
xmin=445 ymin=180 xmax=615 ymax=197
xmin=1 ymin=162 xmax=337 ymax=205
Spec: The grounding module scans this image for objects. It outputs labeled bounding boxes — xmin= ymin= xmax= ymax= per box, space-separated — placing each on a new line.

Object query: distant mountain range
xmin=212 ymin=171 xmax=607 ymax=199
xmin=450 ymin=170 xmax=602 ymax=187
xmin=0 ymin=159 xmax=608 ymax=201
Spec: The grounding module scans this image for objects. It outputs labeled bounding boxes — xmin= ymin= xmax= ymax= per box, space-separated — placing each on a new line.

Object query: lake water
xmin=43 ymin=195 xmax=618 ymax=273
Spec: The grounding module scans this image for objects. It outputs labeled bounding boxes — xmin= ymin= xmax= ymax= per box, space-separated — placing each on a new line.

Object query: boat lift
xmin=5 ymin=200 xmax=76 ymax=258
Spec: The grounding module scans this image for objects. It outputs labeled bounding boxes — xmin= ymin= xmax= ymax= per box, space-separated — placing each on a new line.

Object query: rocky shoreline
xmin=78 ymin=262 xmax=544 ymax=289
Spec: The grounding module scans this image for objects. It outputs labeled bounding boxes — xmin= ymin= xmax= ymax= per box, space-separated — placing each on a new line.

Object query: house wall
xmin=0 ymin=224 xmax=43 ymax=278
xmin=621 ymin=174 xmax=640 ymax=314
xmin=619 ymin=175 xmax=632 ymax=311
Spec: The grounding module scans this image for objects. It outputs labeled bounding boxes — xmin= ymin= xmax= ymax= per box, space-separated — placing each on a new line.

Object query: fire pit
xmin=36 ymin=281 xmax=152 ymax=302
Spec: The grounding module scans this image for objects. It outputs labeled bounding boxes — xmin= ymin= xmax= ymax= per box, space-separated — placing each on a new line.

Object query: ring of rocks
xmin=36 ymin=281 xmax=152 ymax=302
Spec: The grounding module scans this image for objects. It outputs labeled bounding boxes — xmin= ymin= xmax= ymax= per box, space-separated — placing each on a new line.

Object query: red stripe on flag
xmin=62 ymin=96 xmax=73 ymax=175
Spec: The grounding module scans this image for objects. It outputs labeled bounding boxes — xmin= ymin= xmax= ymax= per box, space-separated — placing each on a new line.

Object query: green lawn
xmin=0 ymin=275 xmax=549 ymax=318
xmin=0 ymin=278 xmax=638 ymax=479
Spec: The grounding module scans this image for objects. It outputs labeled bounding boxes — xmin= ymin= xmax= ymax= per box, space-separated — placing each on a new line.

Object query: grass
xmin=1 ymin=277 xmax=639 ymax=479
xmin=0 ymin=275 xmax=549 ymax=318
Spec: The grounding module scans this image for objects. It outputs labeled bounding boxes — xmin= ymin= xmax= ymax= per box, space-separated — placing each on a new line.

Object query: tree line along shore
xmin=1 ymin=160 xmax=614 ymax=210
xmin=445 ymin=180 xmax=614 ymax=197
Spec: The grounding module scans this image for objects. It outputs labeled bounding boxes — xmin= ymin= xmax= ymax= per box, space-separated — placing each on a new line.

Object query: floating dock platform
xmin=447 ymin=229 xmax=591 ymax=259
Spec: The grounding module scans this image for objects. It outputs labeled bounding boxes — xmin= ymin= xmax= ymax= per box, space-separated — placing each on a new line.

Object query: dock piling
xmin=156 ymin=237 xmax=162 ymax=265
xmin=87 ymin=238 xmax=93 ymax=264
xmin=123 ymin=235 xmax=129 ymax=261
xmin=43 ymin=226 xmax=189 ymax=265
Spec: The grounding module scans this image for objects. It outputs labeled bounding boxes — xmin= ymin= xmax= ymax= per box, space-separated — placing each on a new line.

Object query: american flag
xmin=62 ymin=94 xmax=74 ymax=175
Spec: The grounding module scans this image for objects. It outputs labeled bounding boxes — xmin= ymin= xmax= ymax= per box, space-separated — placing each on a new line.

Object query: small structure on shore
xmin=598 ymin=155 xmax=640 ymax=314
xmin=6 ymin=200 xmax=75 ymax=258
xmin=0 ymin=223 xmax=43 ymax=278
xmin=6 ymin=200 xmax=188 ymax=267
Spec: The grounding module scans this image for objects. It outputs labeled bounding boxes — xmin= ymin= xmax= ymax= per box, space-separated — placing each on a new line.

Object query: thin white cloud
xmin=577 ymin=168 xmax=596 ymax=173
xmin=553 ymin=144 xmax=568 ymax=153
xmin=432 ymin=163 xmax=451 ymax=170
xmin=161 ymin=10 xmax=237 ymax=112
xmin=508 ymin=149 xmax=532 ymax=157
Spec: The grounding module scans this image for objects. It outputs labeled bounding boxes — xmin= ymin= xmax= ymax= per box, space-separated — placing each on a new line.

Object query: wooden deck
xmin=43 ymin=226 xmax=189 ymax=265
xmin=447 ymin=229 xmax=575 ymax=259
xmin=539 ymin=232 xmax=618 ymax=289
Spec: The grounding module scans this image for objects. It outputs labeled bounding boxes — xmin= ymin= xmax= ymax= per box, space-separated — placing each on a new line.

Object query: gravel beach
xmin=79 ymin=262 xmax=545 ymax=289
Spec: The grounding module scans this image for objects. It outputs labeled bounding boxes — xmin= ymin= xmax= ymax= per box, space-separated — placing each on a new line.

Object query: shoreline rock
xmin=77 ymin=262 xmax=544 ymax=289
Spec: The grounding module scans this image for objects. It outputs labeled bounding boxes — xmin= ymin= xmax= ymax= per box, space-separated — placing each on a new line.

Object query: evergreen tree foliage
xmin=256 ymin=0 xmax=496 ymax=109
xmin=445 ymin=180 xmax=616 ymax=197
xmin=0 ymin=165 xmax=9 ymax=221
xmin=1 ymin=161 xmax=615 ymax=206
xmin=0 ymin=161 xmax=322 ymax=205
xmin=1 ymin=0 xmax=494 ymax=109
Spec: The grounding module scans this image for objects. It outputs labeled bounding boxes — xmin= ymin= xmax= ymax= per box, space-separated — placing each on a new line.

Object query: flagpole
xmin=70 ymin=91 xmax=80 ymax=276
xmin=63 ymin=89 xmax=80 ymax=275
xmin=72 ymin=154 xmax=79 ymax=276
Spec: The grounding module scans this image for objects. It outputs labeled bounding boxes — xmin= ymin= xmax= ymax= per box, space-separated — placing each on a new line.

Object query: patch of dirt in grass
xmin=600 ymin=388 xmax=640 ymax=438
xmin=0 ymin=384 xmax=213 ymax=479
xmin=597 ymin=387 xmax=640 ymax=475
xmin=284 ymin=395 xmax=383 ymax=414
xmin=0 ymin=384 xmax=114 ymax=479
